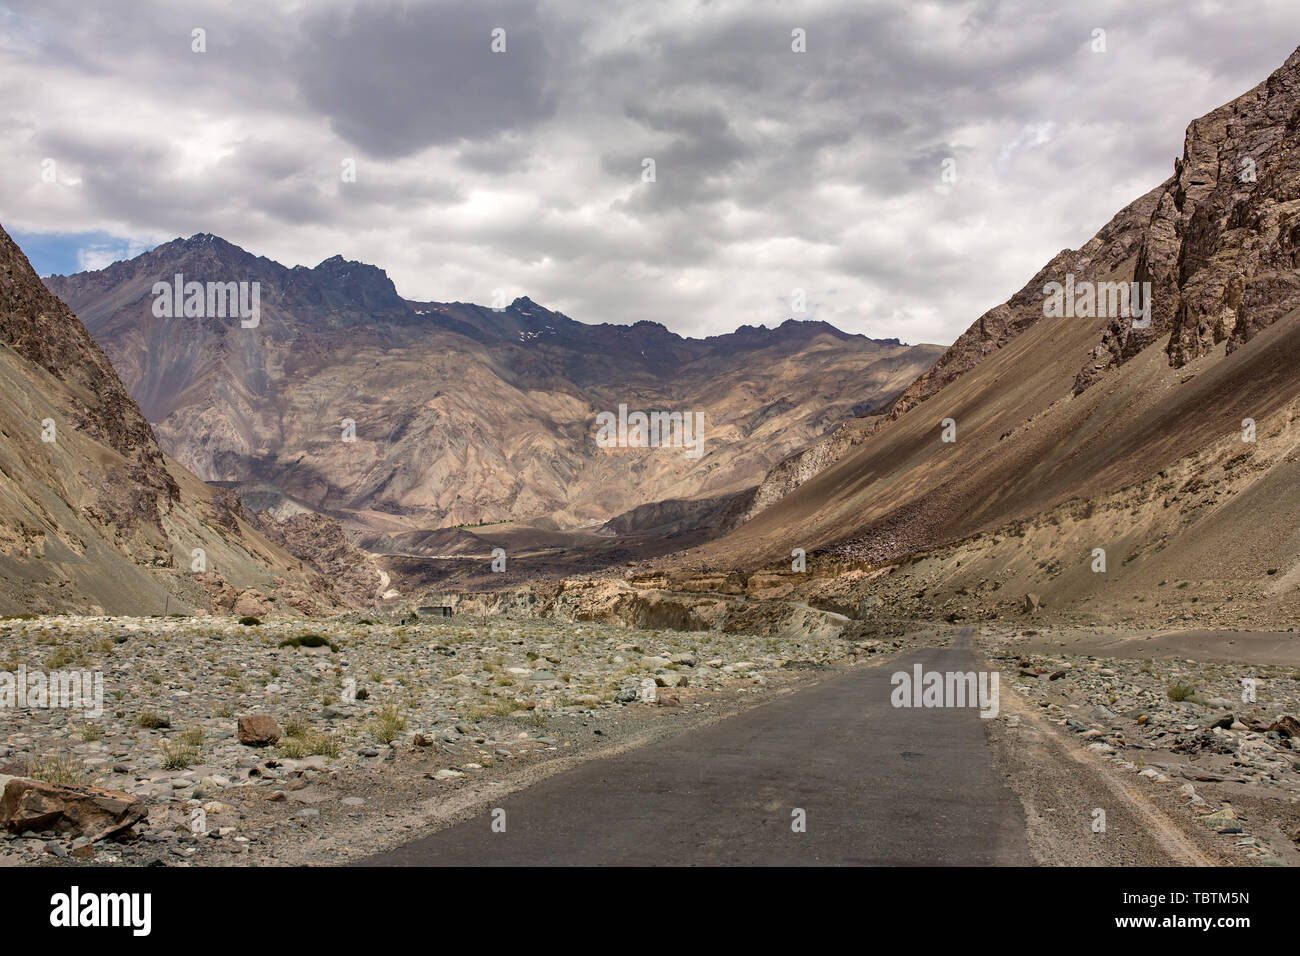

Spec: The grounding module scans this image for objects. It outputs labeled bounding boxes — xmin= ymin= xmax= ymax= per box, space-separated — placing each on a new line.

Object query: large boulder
xmin=0 ymin=777 xmax=147 ymax=840
xmin=232 ymin=589 xmax=273 ymax=619
xmin=237 ymin=714 xmax=281 ymax=747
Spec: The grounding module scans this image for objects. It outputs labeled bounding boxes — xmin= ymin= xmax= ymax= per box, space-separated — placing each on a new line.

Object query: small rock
xmin=1269 ymin=715 xmax=1300 ymax=739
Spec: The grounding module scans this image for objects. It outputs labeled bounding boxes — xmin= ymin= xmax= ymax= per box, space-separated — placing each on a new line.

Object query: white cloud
xmin=76 ymin=238 xmax=153 ymax=272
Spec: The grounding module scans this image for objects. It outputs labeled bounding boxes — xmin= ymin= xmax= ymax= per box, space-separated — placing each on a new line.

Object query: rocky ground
xmin=6 ymin=609 xmax=1297 ymax=867
xmin=0 ymin=613 xmax=896 ymax=866
xmin=979 ymin=625 xmax=1300 ymax=866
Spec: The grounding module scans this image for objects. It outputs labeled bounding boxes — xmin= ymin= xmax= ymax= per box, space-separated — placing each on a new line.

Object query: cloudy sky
xmin=2 ymin=0 xmax=1298 ymax=345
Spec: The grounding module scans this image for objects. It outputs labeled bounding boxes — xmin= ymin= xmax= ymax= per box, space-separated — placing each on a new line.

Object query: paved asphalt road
xmin=362 ymin=629 xmax=1032 ymax=865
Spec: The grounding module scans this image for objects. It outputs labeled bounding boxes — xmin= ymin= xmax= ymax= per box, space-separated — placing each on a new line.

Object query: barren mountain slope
xmin=0 ymin=223 xmax=368 ymax=615
xmin=45 ymin=240 xmax=941 ymax=532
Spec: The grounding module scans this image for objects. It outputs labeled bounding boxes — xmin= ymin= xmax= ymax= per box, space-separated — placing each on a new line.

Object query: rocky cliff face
xmin=1158 ymin=48 xmax=1300 ymax=367
xmin=0 ymin=223 xmax=178 ymax=552
xmin=0 ymin=223 xmax=364 ymax=615
xmin=1076 ymin=46 xmax=1300 ymax=388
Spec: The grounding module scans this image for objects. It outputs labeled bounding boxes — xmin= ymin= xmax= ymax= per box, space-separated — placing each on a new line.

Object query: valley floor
xmin=1 ymin=614 xmax=1297 ymax=866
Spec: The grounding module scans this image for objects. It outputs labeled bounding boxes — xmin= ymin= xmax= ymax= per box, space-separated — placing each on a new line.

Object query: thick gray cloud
xmin=293 ymin=0 xmax=557 ymax=158
xmin=2 ymin=0 xmax=1299 ymax=345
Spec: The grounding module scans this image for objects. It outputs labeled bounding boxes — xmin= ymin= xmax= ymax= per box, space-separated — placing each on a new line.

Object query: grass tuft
xmin=27 ymin=753 xmax=91 ymax=787
xmin=159 ymin=739 xmax=198 ymax=770
xmin=368 ymin=703 xmax=407 ymax=744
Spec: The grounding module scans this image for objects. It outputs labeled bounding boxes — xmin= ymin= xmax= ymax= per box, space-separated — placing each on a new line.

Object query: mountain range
xmin=44 ymin=242 xmax=941 ymax=536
